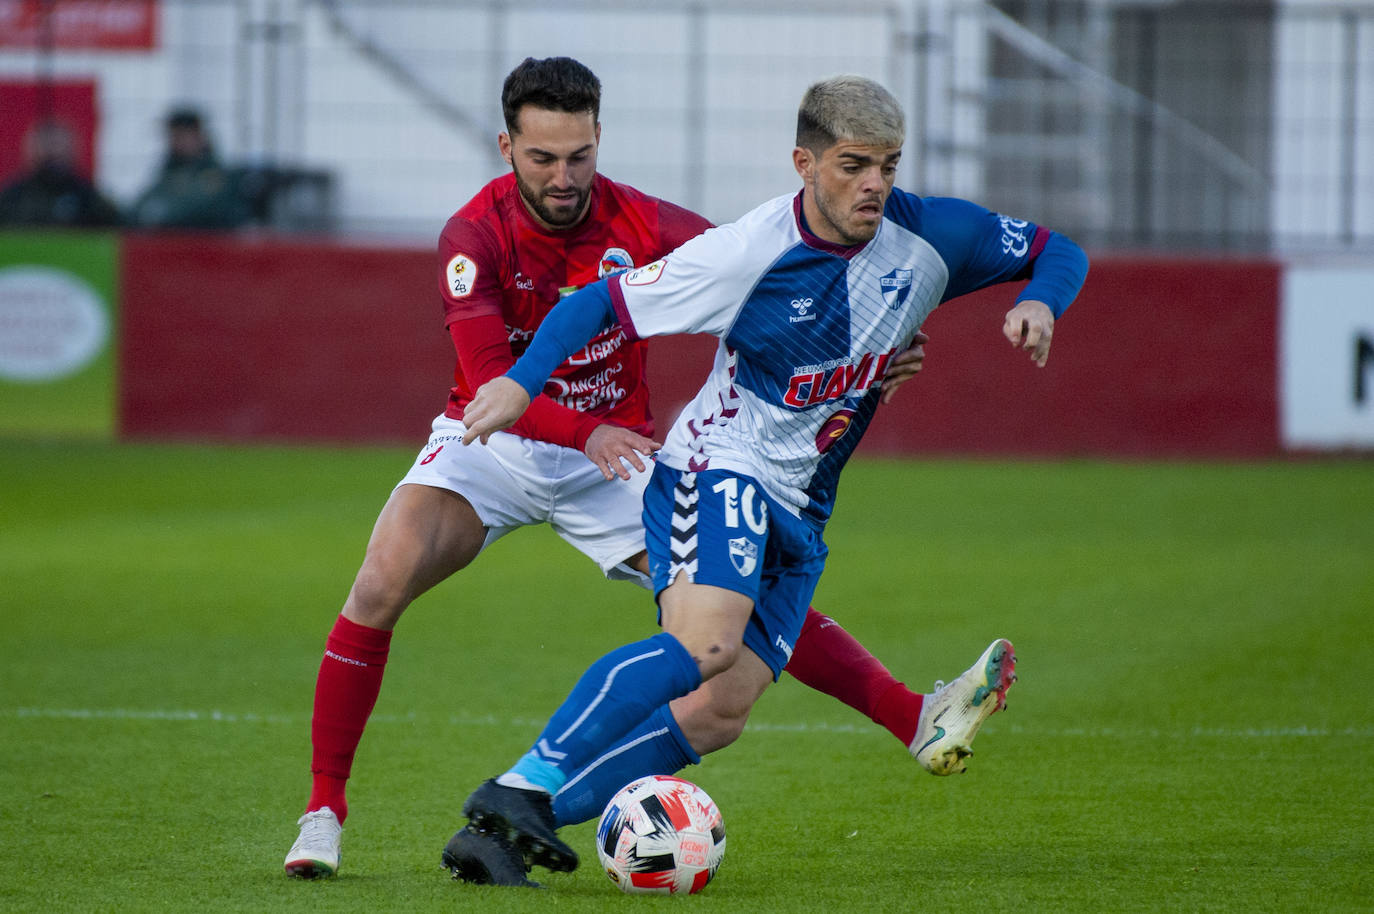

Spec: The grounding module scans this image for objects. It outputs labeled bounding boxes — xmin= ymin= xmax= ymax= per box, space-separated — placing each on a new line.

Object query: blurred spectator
xmin=130 ymin=107 xmax=250 ymax=230
xmin=0 ymin=119 xmax=123 ymax=228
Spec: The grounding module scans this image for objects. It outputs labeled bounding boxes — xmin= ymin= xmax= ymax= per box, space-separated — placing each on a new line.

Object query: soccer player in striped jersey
xmin=447 ymin=73 xmax=1087 ymax=885
xmin=285 ymin=58 xmax=945 ymax=882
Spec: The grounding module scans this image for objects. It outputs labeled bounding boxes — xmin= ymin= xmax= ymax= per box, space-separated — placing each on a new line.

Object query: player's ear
xmin=793 ymin=146 xmax=814 ymax=182
xmin=498 ymin=132 xmax=514 ymax=166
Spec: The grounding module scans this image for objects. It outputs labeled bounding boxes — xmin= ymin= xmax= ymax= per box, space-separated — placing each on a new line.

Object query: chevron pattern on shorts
xmin=668 ymin=472 xmax=699 ymax=581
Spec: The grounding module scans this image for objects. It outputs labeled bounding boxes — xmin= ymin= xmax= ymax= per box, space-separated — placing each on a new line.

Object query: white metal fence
xmin=2 ymin=0 xmax=1370 ymax=251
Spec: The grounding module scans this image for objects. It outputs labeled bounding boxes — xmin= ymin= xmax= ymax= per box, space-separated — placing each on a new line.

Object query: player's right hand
xmin=584 ymin=424 xmax=662 ymax=481
xmin=1003 ymin=299 xmax=1055 ymax=367
xmin=460 ymin=376 xmax=532 ymax=445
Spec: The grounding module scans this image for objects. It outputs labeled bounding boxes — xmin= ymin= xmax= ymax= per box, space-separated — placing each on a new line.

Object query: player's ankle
xmin=308 ymin=774 xmax=349 ymax=822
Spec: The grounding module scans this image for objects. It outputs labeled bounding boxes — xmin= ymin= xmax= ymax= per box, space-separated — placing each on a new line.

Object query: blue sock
xmin=511 ymin=631 xmax=701 ymax=795
xmin=552 ymin=704 xmax=702 ymax=826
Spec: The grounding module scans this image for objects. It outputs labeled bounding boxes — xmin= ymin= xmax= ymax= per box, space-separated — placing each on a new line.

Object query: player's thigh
xmin=659 ymin=579 xmax=755 ymax=678
xmin=344 ymin=483 xmax=486 ymax=626
xmin=398 ymin=414 xmax=547 ymax=531
xmin=548 ymin=454 xmax=651 ymax=582
xmin=655 ymin=466 xmax=825 ymax=679
xmin=645 ymin=465 xmax=769 ymax=675
xmin=750 ymin=538 xmax=827 ymax=674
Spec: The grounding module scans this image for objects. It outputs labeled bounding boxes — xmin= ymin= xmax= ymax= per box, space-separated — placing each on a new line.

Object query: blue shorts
xmin=642 ymin=463 xmax=828 ymax=679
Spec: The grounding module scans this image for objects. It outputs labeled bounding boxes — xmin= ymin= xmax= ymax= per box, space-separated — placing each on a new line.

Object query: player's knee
xmin=671 ymin=691 xmax=751 ymax=755
xmin=688 ymin=712 xmax=748 ymax=755
xmin=342 ymin=552 xmax=414 ymax=628
xmin=694 ymin=640 xmax=742 ymax=680
xmin=667 ymin=624 xmax=745 ymax=680
xmin=702 ymin=700 xmax=750 ymax=751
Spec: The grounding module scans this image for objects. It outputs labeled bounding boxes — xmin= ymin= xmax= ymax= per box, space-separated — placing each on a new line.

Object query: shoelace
xmin=297 ymin=811 xmax=339 ymax=847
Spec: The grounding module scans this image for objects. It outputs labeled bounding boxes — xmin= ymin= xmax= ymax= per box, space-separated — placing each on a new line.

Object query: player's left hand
xmin=584 ymin=424 xmax=662 ymax=481
xmin=880 ymin=331 xmax=930 ymax=404
xmin=460 ymin=376 xmax=531 ymax=445
xmin=1003 ymin=300 xmax=1055 ymax=367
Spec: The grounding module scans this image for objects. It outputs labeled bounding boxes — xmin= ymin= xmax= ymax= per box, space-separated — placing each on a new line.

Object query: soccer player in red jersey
xmin=284 ymin=57 xmax=929 ymax=881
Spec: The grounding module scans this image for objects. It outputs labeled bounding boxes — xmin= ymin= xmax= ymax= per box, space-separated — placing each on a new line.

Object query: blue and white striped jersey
xmin=604 ymin=189 xmax=1077 ymax=527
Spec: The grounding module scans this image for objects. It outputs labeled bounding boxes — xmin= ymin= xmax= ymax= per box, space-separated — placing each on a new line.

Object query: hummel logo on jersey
xmin=789 ymin=297 xmax=816 ymax=323
xmin=880 ymin=268 xmax=913 ymax=310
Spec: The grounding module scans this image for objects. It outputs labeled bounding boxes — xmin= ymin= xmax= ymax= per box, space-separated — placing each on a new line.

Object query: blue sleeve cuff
xmin=1017 ymin=232 xmax=1089 ymax=318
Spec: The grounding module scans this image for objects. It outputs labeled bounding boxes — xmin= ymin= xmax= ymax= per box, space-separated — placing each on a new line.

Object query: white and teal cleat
xmin=911 ymin=639 xmax=1017 ymax=775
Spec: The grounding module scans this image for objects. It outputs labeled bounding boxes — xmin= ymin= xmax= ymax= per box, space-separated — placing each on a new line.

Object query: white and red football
xmin=595 ymin=775 xmax=726 ymax=894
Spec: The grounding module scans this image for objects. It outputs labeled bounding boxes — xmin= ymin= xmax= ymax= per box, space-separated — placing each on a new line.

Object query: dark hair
xmin=165 ymin=107 xmax=204 ymax=130
xmin=501 ymin=57 xmax=601 ymax=134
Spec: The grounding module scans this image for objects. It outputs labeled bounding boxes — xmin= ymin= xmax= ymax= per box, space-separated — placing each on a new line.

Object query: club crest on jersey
xmin=598 ymin=247 xmax=634 ymax=278
xmin=623 ymin=259 xmax=666 ymax=286
xmin=880 ymin=268 xmax=913 ymax=310
xmin=445 ymin=253 xmax=478 ymax=297
xmin=727 ymin=536 xmax=758 ymax=577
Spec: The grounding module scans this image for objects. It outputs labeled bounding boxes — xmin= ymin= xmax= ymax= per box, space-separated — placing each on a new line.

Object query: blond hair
xmin=795 ymin=75 xmax=905 ymax=152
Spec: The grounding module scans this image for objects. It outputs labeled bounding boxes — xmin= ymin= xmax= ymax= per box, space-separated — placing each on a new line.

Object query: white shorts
xmin=396 ymin=413 xmax=651 ymax=587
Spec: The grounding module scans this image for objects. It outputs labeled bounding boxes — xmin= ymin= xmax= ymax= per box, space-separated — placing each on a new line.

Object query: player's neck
xmin=796 ymin=190 xmax=866 ymax=255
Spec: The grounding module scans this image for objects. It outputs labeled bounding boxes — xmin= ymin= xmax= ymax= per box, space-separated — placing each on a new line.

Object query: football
xmin=595 ymin=775 xmax=727 ymax=894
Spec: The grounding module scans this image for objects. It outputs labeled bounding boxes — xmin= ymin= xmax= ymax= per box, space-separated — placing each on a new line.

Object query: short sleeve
xmin=437 ymin=214 xmax=507 ymax=325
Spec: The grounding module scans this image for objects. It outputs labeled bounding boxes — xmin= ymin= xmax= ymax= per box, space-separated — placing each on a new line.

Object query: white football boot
xmin=911 ymin=639 xmax=1017 ymax=775
xmin=284 ymin=807 xmax=341 ymax=878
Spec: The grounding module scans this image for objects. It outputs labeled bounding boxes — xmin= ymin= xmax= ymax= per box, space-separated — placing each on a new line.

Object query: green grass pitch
xmin=1 ymin=440 xmax=1370 ymax=912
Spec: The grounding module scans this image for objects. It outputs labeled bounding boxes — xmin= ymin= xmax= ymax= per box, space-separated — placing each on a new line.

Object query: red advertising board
xmin=119 ymin=234 xmax=449 ymax=445
xmin=116 ymin=235 xmax=1286 ymax=458
xmin=0 ymin=0 xmax=158 ymax=50
xmin=0 ymin=80 xmax=99 ymax=182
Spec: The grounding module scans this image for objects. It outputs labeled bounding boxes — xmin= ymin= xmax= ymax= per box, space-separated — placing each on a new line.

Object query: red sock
xmin=785 ymin=608 xmax=924 ymax=747
xmin=307 ymin=614 xmax=392 ymax=822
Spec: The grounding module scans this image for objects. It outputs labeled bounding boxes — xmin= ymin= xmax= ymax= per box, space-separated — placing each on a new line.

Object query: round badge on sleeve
xmin=446 ymin=253 xmax=478 ymax=297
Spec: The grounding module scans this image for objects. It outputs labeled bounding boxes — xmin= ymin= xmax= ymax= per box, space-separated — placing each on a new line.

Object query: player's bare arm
xmin=583 ymin=424 xmax=661 ymax=481
xmin=460 ymin=376 xmax=531 ymax=444
xmin=880 ymin=331 xmax=930 ymax=404
xmin=1003 ymin=299 xmax=1055 ymax=367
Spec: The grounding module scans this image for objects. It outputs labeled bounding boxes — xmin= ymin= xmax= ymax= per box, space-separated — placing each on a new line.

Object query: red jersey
xmin=438 ymin=172 xmax=711 ymax=450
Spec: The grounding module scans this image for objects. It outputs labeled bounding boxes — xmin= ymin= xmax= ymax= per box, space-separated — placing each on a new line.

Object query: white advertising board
xmin=1280 ymin=268 xmax=1374 ymax=449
